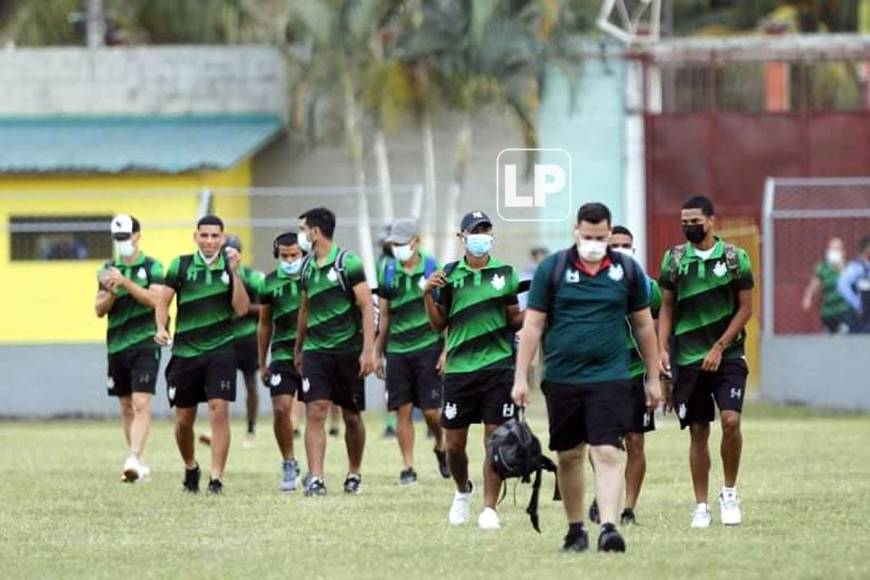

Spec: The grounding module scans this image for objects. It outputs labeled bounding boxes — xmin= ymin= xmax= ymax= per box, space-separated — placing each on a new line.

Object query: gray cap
xmin=385 ymin=218 xmax=419 ymax=245
xmin=377 ymin=223 xmax=392 ymax=245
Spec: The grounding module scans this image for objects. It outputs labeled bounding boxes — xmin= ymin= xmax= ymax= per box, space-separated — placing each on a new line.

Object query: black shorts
xmin=107 ymin=348 xmax=160 ymax=397
xmin=266 ymin=361 xmax=301 ymax=397
xmin=627 ymin=375 xmax=655 ymax=434
xmin=542 ymin=380 xmax=632 ymax=451
xmin=300 ymin=351 xmax=365 ymax=412
xmin=234 ymin=338 xmax=259 ymax=375
xmin=672 ymin=358 xmax=749 ymax=429
xmin=440 ymin=366 xmax=516 ymax=429
xmin=386 ymin=348 xmax=442 ymax=411
xmin=165 ymin=352 xmax=237 ymax=408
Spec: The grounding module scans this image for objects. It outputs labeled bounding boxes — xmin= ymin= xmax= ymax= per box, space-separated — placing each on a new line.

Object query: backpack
xmin=544 ymin=248 xmax=640 ymax=316
xmin=488 ymin=413 xmax=560 ymax=533
xmin=668 ymin=242 xmax=740 ymax=289
xmin=382 ymin=253 xmax=438 ymax=293
xmin=301 ymin=248 xmax=356 ymax=299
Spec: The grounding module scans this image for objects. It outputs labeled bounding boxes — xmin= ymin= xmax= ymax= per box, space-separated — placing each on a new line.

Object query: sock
xmin=722 ymin=486 xmax=736 ymax=494
xmin=247 ymin=419 xmax=255 ymax=434
xmin=568 ymin=522 xmax=585 ymax=537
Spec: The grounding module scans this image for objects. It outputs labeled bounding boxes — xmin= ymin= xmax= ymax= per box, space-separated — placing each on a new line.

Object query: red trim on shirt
xmin=573 ymin=255 xmax=612 ymax=277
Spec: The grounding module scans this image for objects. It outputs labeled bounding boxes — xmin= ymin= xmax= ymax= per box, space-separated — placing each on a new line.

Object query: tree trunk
xmin=441 ymin=113 xmax=471 ymax=264
xmin=373 ymin=127 xmax=395 ymax=222
xmin=342 ymin=70 xmax=377 ymax=286
xmin=421 ymin=110 xmax=437 ymax=255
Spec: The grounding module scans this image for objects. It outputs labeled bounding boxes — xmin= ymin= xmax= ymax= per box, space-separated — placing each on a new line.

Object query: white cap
xmin=110 ymin=214 xmax=138 ymax=237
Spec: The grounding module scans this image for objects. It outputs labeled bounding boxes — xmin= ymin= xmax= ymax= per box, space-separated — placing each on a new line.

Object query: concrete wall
xmin=0 ymin=344 xmax=385 ymax=418
xmin=761 ymin=335 xmax=870 ymax=411
xmin=0 ymin=47 xmax=286 ymax=116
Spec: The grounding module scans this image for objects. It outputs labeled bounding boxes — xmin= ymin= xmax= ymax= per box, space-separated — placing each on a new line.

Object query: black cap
xmin=460 ymin=210 xmax=492 ymax=233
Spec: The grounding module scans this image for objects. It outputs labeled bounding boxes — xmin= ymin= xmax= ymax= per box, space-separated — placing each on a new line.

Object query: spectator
xmin=837 ymin=236 xmax=870 ymax=334
xmin=801 ymin=237 xmax=852 ymax=334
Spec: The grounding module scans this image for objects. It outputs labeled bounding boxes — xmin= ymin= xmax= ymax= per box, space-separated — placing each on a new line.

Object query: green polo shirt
xmin=659 ymin=238 xmax=754 ymax=367
xmin=815 ymin=261 xmax=851 ymax=321
xmin=437 ymin=256 xmax=519 ymax=374
xmin=260 ymin=268 xmax=302 ymax=364
xmin=527 ymin=249 xmax=650 ymax=384
xmin=301 ymin=244 xmax=367 ymax=353
xmin=231 ymin=265 xmax=265 ymax=342
xmin=628 ymin=278 xmax=662 ymax=379
xmin=163 ymin=252 xmax=236 ymax=358
xmin=377 ymin=251 xmax=443 ymax=355
xmin=99 ymin=253 xmax=164 ymax=355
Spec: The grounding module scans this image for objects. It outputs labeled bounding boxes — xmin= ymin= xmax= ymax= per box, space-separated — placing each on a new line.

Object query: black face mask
xmin=683 ymin=224 xmax=707 ymax=244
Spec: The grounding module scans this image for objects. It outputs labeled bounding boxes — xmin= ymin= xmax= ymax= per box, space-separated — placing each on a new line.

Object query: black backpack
xmin=488 ymin=413 xmax=560 ymax=533
xmin=544 ymin=248 xmax=640 ymax=317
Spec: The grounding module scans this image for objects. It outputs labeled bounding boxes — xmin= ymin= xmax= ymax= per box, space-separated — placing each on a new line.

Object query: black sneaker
xmin=304 ymin=476 xmax=327 ymax=497
xmin=598 ymin=523 xmax=626 ymax=553
xmin=589 ymin=498 xmax=600 ymax=524
xmin=562 ymin=528 xmax=590 ymax=553
xmin=383 ymin=425 xmax=396 ymax=439
xmin=183 ymin=464 xmax=201 ymax=493
xmin=344 ymin=473 xmax=362 ymax=494
xmin=620 ymin=508 xmax=637 ymax=526
xmin=207 ymin=478 xmax=223 ymax=495
xmin=328 ymin=427 xmax=340 ymax=438
xmin=399 ymin=468 xmax=418 ymax=486
xmin=434 ymin=449 xmax=450 ymax=479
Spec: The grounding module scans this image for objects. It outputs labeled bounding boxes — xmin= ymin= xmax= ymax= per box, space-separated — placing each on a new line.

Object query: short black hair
xmin=611 ymin=225 xmax=633 ymax=239
xmin=683 ymin=195 xmax=715 ymax=216
xmin=276 ymin=232 xmax=299 ymax=247
xmin=576 ymin=202 xmax=611 ymax=226
xmin=860 ymin=235 xmax=870 ymax=253
xmin=197 ymin=214 xmax=224 ymax=231
xmin=299 ymin=207 xmax=336 ymax=239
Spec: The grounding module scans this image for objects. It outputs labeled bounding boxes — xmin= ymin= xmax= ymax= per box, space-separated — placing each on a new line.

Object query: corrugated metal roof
xmin=0 ymin=115 xmax=282 ymax=174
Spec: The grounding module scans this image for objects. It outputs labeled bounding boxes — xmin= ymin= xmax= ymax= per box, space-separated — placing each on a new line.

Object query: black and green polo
xmin=100 ymin=254 xmax=164 ymax=355
xmin=628 ymin=278 xmax=662 ymax=379
xmin=260 ymin=268 xmax=302 ymax=364
xmin=377 ymin=250 xmax=443 ymax=354
xmin=231 ymin=265 xmax=264 ymax=342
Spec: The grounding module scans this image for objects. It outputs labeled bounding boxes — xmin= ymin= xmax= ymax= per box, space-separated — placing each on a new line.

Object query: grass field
xmin=1 ymin=402 xmax=869 ymax=580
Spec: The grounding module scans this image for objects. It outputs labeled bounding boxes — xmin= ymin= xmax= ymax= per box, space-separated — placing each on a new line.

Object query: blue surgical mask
xmin=465 ymin=234 xmax=493 ymax=258
xmin=280 ymin=258 xmax=303 ymax=276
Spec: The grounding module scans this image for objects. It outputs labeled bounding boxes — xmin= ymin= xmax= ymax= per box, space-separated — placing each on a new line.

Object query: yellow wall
xmin=0 ymin=160 xmax=252 ymax=344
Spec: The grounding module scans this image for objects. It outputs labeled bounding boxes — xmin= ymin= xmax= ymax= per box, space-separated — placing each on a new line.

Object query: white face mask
xmin=393 ymin=244 xmax=414 ymax=263
xmin=198 ymin=249 xmax=219 ymax=265
xmin=611 ymin=247 xmax=634 ymax=258
xmin=298 ymin=231 xmax=313 ymax=253
xmin=576 ymin=238 xmax=608 ymax=263
xmin=115 ymin=239 xmax=136 ymax=258
xmin=280 ymin=258 xmax=303 ymax=276
xmin=826 ymin=248 xmax=844 ymax=266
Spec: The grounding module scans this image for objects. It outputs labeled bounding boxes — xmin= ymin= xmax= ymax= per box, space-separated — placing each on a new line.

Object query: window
xmin=10 ymin=216 xmax=113 ymax=261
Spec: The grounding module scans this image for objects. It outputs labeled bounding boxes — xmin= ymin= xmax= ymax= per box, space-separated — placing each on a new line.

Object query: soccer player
xmin=658 ymin=195 xmax=754 ymax=528
xmin=837 ymin=236 xmax=870 ymax=334
xmin=95 ymin=214 xmax=163 ymax=483
xmin=153 ymin=215 xmax=251 ymax=495
xmin=512 ymin=203 xmax=661 ymax=553
xmin=258 ymin=231 xmax=305 ymax=491
xmin=374 ymin=218 xmax=449 ymax=485
xmin=224 ymin=234 xmax=265 ymax=448
xmin=802 ymin=237 xmax=852 ymax=334
xmin=294 ymin=207 xmax=376 ymax=496
xmin=423 ymin=210 xmax=523 ymax=530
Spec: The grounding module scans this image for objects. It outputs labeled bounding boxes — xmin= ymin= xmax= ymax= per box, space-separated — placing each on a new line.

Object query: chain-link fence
xmin=763 ymin=177 xmax=870 ymax=336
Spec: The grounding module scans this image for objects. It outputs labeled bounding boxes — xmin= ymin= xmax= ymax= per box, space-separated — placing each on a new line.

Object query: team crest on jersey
xmin=137 ymin=267 xmax=147 ymax=280
xmin=327 ymin=268 xmax=339 ymax=283
xmin=220 ymin=271 xmax=230 ymax=285
xmin=270 ymin=373 xmax=282 ymax=387
xmin=302 ymin=377 xmax=311 ymax=393
xmin=608 ymin=263 xmax=624 ymax=282
xmin=444 ymin=402 xmax=458 ymax=420
xmin=106 ymin=376 xmax=115 ymax=390
xmin=566 ymin=269 xmax=580 ymax=283
xmin=713 ymin=261 xmax=728 ymax=278
xmin=491 ymin=273 xmax=506 ymax=291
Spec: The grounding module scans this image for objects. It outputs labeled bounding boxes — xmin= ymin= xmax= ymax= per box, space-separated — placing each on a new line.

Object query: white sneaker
xmin=478 ymin=508 xmax=501 ymax=530
xmin=122 ymin=456 xmax=141 ymax=483
xmin=719 ymin=488 xmax=742 ymax=526
xmin=243 ymin=433 xmax=256 ymax=449
xmin=691 ymin=503 xmax=712 ymax=528
xmin=448 ymin=481 xmax=474 ymax=525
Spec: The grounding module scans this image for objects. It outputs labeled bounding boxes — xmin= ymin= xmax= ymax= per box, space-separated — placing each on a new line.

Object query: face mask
xmin=115 ymin=240 xmax=135 ymax=258
xmin=198 ymin=249 xmax=219 ymax=265
xmin=826 ymin=248 xmax=844 ymax=266
xmin=298 ymin=231 xmax=313 ymax=253
xmin=611 ymin=247 xmax=634 ymax=258
xmin=683 ymin=224 xmax=707 ymax=244
xmin=577 ymin=238 xmax=608 ymax=263
xmin=393 ymin=244 xmax=414 ymax=263
xmin=280 ymin=258 xmax=303 ymax=276
xmin=464 ymin=234 xmax=493 ymax=258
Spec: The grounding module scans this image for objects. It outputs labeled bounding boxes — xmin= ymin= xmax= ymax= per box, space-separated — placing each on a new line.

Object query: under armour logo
xmin=220 ymin=380 xmax=232 ymax=391
xmin=643 ymin=413 xmax=651 ymax=428
xmin=138 ymin=373 xmax=151 ymax=384
xmin=502 ymin=403 xmax=515 ymax=418
xmin=186 ymin=268 xmax=197 ymax=281
xmin=730 ymin=387 xmax=742 ymax=399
